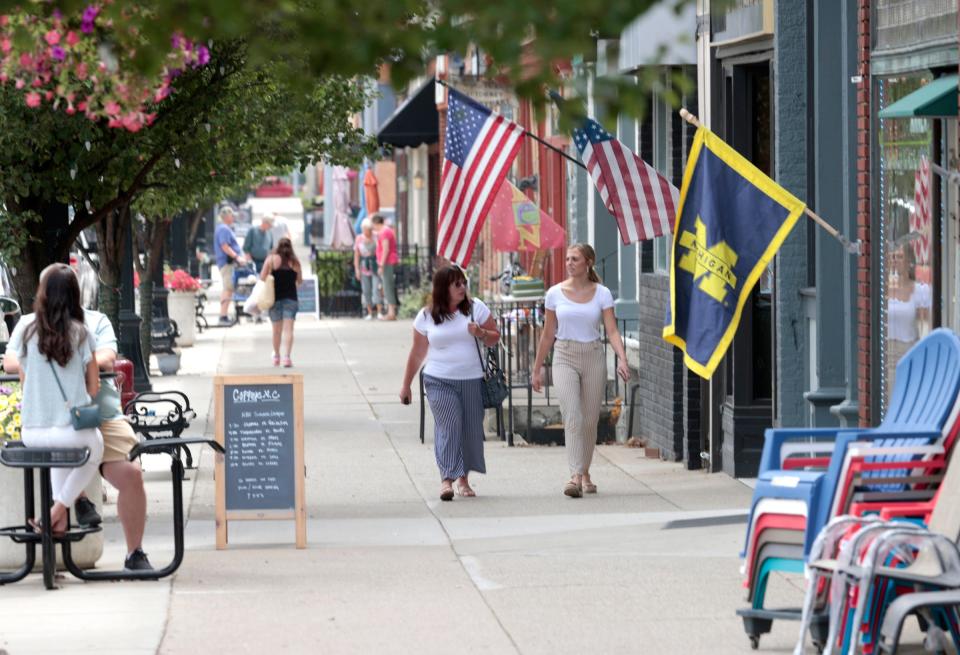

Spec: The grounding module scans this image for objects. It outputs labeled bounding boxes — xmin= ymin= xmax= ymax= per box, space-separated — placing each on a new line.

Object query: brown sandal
xmin=440 ymin=481 xmax=454 ymax=501
xmin=582 ymin=480 xmax=597 ymax=494
xmin=455 ymin=482 xmax=476 ymax=497
xmin=563 ymin=480 xmax=583 ymax=498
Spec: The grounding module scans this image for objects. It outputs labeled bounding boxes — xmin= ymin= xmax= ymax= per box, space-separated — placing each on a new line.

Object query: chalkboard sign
xmin=214 ymin=374 xmax=305 ymax=549
xmin=297 ymin=278 xmax=318 ymax=316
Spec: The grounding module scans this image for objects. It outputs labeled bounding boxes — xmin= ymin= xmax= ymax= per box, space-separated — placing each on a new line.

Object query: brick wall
xmin=637 ymin=274 xmax=681 ymax=458
xmin=857 ymin=0 xmax=872 ymax=426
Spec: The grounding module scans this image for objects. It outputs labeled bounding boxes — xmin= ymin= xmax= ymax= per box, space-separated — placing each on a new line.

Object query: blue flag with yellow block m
xmin=663 ymin=126 xmax=806 ymax=379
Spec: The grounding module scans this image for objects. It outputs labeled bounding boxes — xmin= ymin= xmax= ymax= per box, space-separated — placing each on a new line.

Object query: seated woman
xmin=5 ymin=264 xmax=103 ymax=535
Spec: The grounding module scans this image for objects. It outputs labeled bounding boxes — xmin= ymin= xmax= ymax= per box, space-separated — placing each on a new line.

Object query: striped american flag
xmin=438 ymin=87 xmax=524 ymax=266
xmin=911 ymin=154 xmax=931 ymax=264
xmin=574 ymin=117 xmax=678 ymax=244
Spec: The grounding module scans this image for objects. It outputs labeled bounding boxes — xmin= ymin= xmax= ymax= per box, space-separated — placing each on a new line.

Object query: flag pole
xmin=679 ymin=109 xmax=862 ymax=255
xmin=435 ymin=78 xmax=587 ymax=171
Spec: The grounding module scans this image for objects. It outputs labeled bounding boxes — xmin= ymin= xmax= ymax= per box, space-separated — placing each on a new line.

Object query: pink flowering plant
xmin=0 ymin=4 xmax=211 ymax=132
xmin=163 ymin=268 xmax=200 ymax=293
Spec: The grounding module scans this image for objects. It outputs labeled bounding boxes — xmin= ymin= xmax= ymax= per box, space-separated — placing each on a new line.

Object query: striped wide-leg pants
xmin=553 ymin=339 xmax=606 ymax=475
xmin=423 ymin=375 xmax=487 ymax=480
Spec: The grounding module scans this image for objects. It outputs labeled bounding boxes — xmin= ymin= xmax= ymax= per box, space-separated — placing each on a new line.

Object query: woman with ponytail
xmin=4 ymin=264 xmax=102 ymax=534
xmin=262 ymin=237 xmax=303 ymax=367
xmin=532 ymin=244 xmax=629 ymax=498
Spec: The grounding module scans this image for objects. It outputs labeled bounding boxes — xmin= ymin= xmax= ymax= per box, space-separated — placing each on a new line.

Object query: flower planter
xmin=156 ymin=351 xmax=181 ymax=376
xmin=0 ymin=464 xmax=103 ymax=570
xmin=167 ymin=290 xmax=196 ymax=347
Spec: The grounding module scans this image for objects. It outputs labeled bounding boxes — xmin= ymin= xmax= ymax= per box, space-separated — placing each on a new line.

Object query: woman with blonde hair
xmin=353 ymin=217 xmax=381 ymax=320
xmin=532 ymin=244 xmax=629 ymax=498
xmin=261 ymin=237 xmax=303 ymax=367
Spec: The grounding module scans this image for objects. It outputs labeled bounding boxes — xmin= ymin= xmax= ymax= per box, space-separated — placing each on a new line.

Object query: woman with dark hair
xmin=5 ymin=264 xmax=102 ymax=534
xmin=399 ymin=266 xmax=500 ymax=500
xmin=261 ymin=237 xmax=303 ymax=367
xmin=532 ymin=243 xmax=629 ymax=498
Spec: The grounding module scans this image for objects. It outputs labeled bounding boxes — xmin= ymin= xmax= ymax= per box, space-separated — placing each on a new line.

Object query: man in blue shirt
xmin=214 ymin=207 xmax=246 ymax=325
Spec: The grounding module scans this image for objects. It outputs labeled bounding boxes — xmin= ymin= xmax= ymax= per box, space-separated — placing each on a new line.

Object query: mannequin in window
xmin=886 ymin=243 xmax=932 ymax=402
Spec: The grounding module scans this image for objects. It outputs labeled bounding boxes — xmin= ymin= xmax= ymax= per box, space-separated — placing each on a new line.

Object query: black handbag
xmin=49 ymin=360 xmax=101 ymax=430
xmin=471 ymin=311 xmax=509 ymax=409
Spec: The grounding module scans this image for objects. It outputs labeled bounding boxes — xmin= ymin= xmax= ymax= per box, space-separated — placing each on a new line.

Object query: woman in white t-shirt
xmin=400 ymin=265 xmax=500 ymax=501
xmin=532 ymin=244 xmax=629 ymax=498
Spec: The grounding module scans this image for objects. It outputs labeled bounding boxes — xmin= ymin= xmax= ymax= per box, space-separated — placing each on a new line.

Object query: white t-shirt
xmin=545 ymin=283 xmax=614 ymax=342
xmin=887 ymin=282 xmax=932 ymax=342
xmin=413 ymin=299 xmax=492 ymax=379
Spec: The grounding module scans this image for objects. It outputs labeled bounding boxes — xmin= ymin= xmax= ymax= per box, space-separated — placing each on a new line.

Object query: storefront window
xmin=878 ymin=75 xmax=934 ymax=412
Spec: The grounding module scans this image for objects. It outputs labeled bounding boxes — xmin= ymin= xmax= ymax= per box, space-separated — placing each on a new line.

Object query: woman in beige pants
xmin=532 ymin=244 xmax=629 ymax=498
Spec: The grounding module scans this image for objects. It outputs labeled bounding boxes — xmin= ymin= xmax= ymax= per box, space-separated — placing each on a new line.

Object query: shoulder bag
xmin=49 ymin=360 xmax=101 ymax=430
xmin=471 ymin=309 xmax=509 ymax=409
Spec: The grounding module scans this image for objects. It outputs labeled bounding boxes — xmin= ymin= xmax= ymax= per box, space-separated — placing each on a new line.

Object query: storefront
xmin=870 ymin=1 xmax=958 ymax=418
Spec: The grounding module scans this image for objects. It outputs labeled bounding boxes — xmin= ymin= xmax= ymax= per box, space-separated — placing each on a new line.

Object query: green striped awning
xmin=878 ymin=75 xmax=958 ymax=119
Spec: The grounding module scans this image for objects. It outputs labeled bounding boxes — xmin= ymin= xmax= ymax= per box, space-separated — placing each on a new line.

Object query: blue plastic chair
xmin=742 ymin=329 xmax=960 ymax=606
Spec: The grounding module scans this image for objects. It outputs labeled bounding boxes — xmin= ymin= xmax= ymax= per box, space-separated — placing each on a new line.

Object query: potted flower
xmin=0 ymin=381 xmax=103 ymax=569
xmin=164 ymin=268 xmax=200 ymax=347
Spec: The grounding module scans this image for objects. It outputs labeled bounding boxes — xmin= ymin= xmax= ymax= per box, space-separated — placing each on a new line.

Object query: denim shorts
xmin=269 ymin=298 xmax=299 ymax=321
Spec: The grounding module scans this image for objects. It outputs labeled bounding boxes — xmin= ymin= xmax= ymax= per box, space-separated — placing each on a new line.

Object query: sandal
xmin=455 ymin=482 xmax=476 ymax=497
xmin=563 ymin=479 xmax=583 ymax=498
xmin=272 ymin=354 xmax=280 ymax=367
xmin=440 ymin=481 xmax=454 ymax=501
xmin=28 ymin=518 xmax=66 ymax=537
xmin=582 ymin=480 xmax=597 ymax=494
xmin=281 ymin=357 xmax=293 ymax=368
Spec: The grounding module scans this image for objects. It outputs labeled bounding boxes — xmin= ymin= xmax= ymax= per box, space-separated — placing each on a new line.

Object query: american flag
xmin=911 ymin=154 xmax=931 ymax=265
xmin=574 ymin=117 xmax=678 ymax=244
xmin=438 ymin=87 xmax=524 ymax=266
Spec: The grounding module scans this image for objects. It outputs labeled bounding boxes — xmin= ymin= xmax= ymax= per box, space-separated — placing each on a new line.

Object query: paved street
xmin=0 ymin=311 xmax=825 ymax=654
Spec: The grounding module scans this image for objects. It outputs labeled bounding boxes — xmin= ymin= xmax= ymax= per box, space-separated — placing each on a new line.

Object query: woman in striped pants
xmin=532 ymin=244 xmax=629 ymax=498
xmin=400 ymin=266 xmax=500 ymax=501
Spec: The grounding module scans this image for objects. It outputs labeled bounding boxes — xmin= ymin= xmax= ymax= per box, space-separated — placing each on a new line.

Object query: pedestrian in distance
xmin=3 ymin=264 xmax=103 ymax=535
xmin=243 ymin=213 xmax=275 ymax=277
xmin=261 ymin=237 xmax=303 ymax=368
xmin=5 ymin=302 xmax=153 ymax=569
xmin=399 ymin=265 xmax=500 ymax=501
xmin=371 ymin=213 xmax=398 ymax=321
xmin=353 ymin=218 xmax=381 ymax=320
xmin=214 ymin=207 xmax=248 ymax=325
xmin=532 ymin=244 xmax=629 ymax=498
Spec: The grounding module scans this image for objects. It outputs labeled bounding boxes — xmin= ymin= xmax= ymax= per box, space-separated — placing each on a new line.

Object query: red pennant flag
xmin=488 ymin=180 xmax=565 ymax=252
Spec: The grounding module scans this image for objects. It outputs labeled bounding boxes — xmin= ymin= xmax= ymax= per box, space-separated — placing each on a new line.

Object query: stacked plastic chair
xmin=795 ymin=443 xmax=960 ymax=654
xmin=737 ymin=329 xmax=960 ymax=651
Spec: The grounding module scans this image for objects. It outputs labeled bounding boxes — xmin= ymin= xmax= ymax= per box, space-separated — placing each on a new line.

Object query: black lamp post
xmin=118 ymin=221 xmax=151 ymax=392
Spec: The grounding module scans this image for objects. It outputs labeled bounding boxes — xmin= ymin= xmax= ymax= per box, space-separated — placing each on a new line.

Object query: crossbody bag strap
xmin=47 ymin=359 xmax=71 ymax=409
xmin=470 ymin=306 xmax=489 ymax=377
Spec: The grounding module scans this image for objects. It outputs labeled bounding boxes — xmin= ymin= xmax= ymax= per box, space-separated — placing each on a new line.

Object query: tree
xmin=0 ymin=1 xmax=688 ymax=127
xmin=0 ymin=37 xmax=374 ymax=328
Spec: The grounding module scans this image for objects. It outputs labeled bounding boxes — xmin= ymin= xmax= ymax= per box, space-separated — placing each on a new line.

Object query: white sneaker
xmin=363 ymin=314 xmax=373 ymax=321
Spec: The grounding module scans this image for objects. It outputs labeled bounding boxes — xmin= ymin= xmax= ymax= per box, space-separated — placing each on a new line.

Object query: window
xmin=877 ymin=76 xmax=935 ymax=413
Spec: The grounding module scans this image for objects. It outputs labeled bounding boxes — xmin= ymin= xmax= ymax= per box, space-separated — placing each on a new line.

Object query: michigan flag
xmin=663 ymin=127 xmax=806 ymax=379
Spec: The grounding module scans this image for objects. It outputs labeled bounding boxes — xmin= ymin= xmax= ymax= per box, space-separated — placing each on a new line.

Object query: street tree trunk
xmin=7 ymin=200 xmax=71 ymax=311
xmin=95 ymin=203 xmax=132 ymax=335
xmin=134 ymin=217 xmax=172 ymax=360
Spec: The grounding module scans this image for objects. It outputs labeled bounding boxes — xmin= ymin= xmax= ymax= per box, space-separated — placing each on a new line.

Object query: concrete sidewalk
xmin=1 ymin=313 xmax=823 ymax=654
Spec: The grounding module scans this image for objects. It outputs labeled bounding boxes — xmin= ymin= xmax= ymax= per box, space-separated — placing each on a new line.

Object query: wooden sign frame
xmin=214 ymin=374 xmax=306 ymax=549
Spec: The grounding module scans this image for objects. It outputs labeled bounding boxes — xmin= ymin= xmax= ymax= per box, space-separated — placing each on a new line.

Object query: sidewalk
xmin=0 ymin=312 xmax=816 ymax=655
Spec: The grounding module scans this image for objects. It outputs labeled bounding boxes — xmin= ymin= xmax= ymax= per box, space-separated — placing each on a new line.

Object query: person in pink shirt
xmin=372 ymin=214 xmax=399 ymax=321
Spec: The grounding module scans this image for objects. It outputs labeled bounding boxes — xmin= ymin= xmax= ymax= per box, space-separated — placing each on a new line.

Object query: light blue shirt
xmin=8 ymin=314 xmax=96 ymax=428
xmin=84 ymin=310 xmax=125 ymax=420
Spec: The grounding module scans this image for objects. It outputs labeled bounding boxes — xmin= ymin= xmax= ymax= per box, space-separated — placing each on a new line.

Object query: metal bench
xmin=124 ymin=390 xmax=198 ymax=470
xmin=0 ymin=435 xmax=223 ymax=589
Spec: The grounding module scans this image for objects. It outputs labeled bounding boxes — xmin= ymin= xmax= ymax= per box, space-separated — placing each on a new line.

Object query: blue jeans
xmin=269 ymin=298 xmax=299 ymax=321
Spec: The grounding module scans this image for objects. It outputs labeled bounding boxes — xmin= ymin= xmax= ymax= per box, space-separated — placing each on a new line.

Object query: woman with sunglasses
xmin=399 ymin=266 xmax=500 ymax=500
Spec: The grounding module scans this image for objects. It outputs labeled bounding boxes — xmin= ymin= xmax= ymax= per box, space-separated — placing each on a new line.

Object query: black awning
xmin=377 ymin=79 xmax=438 ymax=148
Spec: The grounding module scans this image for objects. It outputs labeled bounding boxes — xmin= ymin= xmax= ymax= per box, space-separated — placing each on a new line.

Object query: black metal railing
xmin=486 ymin=300 xmax=643 ymax=444
xmin=396 ymin=244 xmax=435 ymax=298
xmin=313 ymin=248 xmax=363 ymax=317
